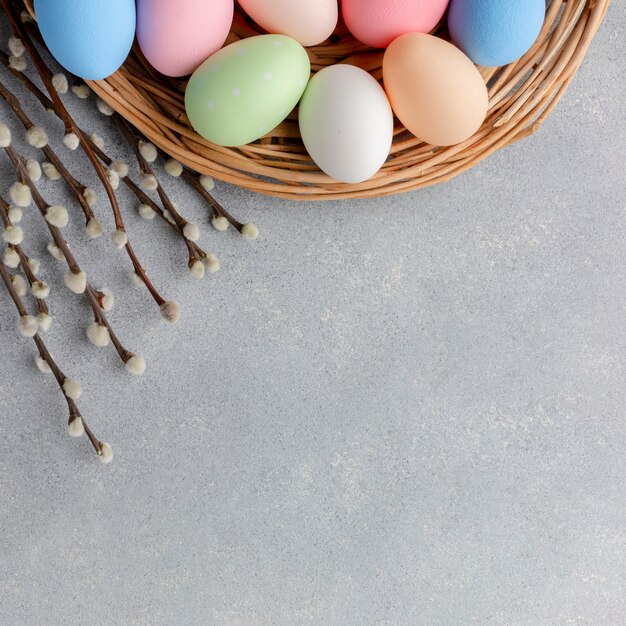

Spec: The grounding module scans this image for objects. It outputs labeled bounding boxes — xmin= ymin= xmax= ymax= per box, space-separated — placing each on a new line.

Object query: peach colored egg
xmin=238 ymin=0 xmax=338 ymax=47
xmin=383 ymin=33 xmax=488 ymax=146
xmin=137 ymin=0 xmax=234 ymax=77
xmin=342 ymin=0 xmax=449 ymax=49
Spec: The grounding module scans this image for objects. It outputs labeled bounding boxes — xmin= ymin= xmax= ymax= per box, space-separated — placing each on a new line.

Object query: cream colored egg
xmin=238 ymin=0 xmax=338 ymax=47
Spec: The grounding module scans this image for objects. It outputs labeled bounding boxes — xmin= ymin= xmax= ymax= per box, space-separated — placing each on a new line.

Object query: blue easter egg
xmin=34 ymin=0 xmax=136 ymax=80
xmin=448 ymin=0 xmax=546 ymax=67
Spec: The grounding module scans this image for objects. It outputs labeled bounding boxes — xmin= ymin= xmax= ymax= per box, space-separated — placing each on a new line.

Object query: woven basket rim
xmin=24 ymin=0 xmax=611 ymax=201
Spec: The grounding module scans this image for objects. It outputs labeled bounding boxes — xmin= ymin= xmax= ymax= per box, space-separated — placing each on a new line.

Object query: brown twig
xmin=1 ymin=0 xmax=168 ymax=309
xmin=0 ymin=79 xmax=96 ymax=226
xmin=88 ymin=136 xmax=216 ymax=274
xmin=0 ymin=194 xmax=50 ymax=320
xmin=0 ymin=260 xmax=109 ymax=461
xmin=3 ymin=142 xmax=143 ymax=370
xmin=0 ymin=51 xmax=213 ymax=282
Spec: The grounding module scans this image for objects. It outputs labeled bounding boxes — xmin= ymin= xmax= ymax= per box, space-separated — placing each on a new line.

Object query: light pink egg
xmin=342 ymin=0 xmax=450 ymax=48
xmin=137 ymin=0 xmax=234 ymax=77
xmin=238 ymin=0 xmax=338 ymax=47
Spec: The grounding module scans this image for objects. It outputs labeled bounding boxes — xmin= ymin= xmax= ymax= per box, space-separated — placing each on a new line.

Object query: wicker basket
xmin=24 ymin=0 xmax=610 ymax=201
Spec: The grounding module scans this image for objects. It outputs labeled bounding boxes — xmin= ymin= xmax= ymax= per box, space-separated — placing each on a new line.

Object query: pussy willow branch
xmin=0 ymin=79 xmax=96 ymax=225
xmin=0 ymin=195 xmax=50 ymax=319
xmin=114 ymin=116 xmax=200 ymax=263
xmin=1 ymin=0 xmax=168 ymax=311
xmin=0 ymin=260 xmax=106 ymax=459
xmin=87 ymin=135 xmax=215 ymax=267
xmin=180 ymin=168 xmax=246 ymax=233
xmin=3 ymin=142 xmax=141 ymax=368
xmin=0 ymin=52 xmax=213 ymax=273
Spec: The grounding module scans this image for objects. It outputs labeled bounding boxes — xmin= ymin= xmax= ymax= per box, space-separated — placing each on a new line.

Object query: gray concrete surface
xmin=0 ymin=5 xmax=624 ymax=625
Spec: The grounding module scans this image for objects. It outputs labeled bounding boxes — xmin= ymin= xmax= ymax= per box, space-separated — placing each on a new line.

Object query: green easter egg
xmin=185 ymin=35 xmax=311 ymax=147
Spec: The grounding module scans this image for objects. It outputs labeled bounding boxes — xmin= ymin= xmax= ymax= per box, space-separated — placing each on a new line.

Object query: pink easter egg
xmin=137 ymin=0 xmax=234 ymax=77
xmin=342 ymin=0 xmax=450 ymax=49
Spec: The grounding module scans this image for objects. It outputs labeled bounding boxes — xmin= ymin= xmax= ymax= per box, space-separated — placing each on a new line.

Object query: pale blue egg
xmin=34 ymin=0 xmax=136 ymax=80
xmin=448 ymin=0 xmax=546 ymax=67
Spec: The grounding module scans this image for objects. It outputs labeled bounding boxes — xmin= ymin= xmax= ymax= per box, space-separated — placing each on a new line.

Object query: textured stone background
xmin=0 ymin=6 xmax=624 ymax=625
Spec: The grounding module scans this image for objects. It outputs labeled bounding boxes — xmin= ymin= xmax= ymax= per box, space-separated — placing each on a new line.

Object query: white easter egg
xmin=298 ymin=65 xmax=394 ymax=183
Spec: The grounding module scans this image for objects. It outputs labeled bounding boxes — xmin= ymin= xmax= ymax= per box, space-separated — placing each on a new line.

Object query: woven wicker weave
xmin=24 ymin=0 xmax=611 ymax=200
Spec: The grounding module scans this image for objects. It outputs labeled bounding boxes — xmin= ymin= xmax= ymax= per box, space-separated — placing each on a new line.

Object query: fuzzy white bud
xmin=162 ymin=210 xmax=175 ymax=225
xmin=3 ymin=247 xmax=20 ymax=268
xmin=87 ymin=322 xmax=110 ymax=347
xmin=85 ymin=217 xmax=104 ymax=239
xmin=139 ymin=172 xmax=158 ymax=190
xmin=8 ymin=37 xmax=25 ymax=57
xmin=26 ymin=126 xmax=48 ymax=148
xmin=111 ymin=229 xmax=127 ymax=249
xmin=32 ymin=280 xmax=50 ymax=299
xmin=35 ymin=355 xmax=52 ymax=374
xmin=9 ymin=55 xmax=27 ymax=71
xmin=3 ymin=225 xmax=23 ymax=245
xmin=203 ymin=253 xmax=220 ymax=273
xmin=67 ymin=417 xmax=84 ymax=438
xmin=160 ymin=300 xmax=181 ymax=323
xmin=126 ymin=354 xmax=146 ymax=376
xmin=62 ymin=377 xmax=82 ymax=400
xmin=130 ymin=271 xmax=144 ymax=287
xmin=63 ymin=132 xmax=80 ymax=150
xmin=199 ymin=175 xmax=215 ymax=191
xmin=96 ymin=98 xmax=114 ymax=116
xmin=9 ymin=182 xmax=32 ymax=207
xmin=28 ymin=257 xmax=40 ymax=275
xmin=0 ymin=122 xmax=11 ymax=147
xmin=98 ymin=288 xmax=115 ymax=312
xmin=51 ymin=72 xmax=68 ymax=94
xmin=164 ymin=159 xmax=183 ymax=177
xmin=37 ymin=312 xmax=52 ymax=332
xmin=83 ymin=187 xmax=97 ymax=207
xmin=183 ymin=223 xmax=200 ymax=242
xmin=212 ymin=216 xmax=229 ymax=232
xmin=7 ymin=206 xmax=23 ymax=223
xmin=42 ymin=161 xmax=61 ymax=181
xmin=45 ymin=205 xmax=69 ymax=228
xmin=138 ymin=140 xmax=158 ymax=163
xmin=11 ymin=274 xmax=27 ymax=296
xmin=47 ymin=241 xmax=65 ymax=261
xmin=241 ymin=223 xmax=259 ymax=240
xmin=138 ymin=203 xmax=156 ymax=220
xmin=64 ymin=270 xmax=87 ymax=294
xmin=189 ymin=259 xmax=205 ymax=279
xmin=71 ymin=84 xmax=90 ymax=99
xmin=90 ymin=133 xmax=104 ymax=149
xmin=111 ymin=160 xmax=129 ymax=178
xmin=106 ymin=168 xmax=120 ymax=190
xmin=18 ymin=315 xmax=39 ymax=337
xmin=98 ymin=442 xmax=113 ymax=464
xmin=25 ymin=159 xmax=42 ymax=182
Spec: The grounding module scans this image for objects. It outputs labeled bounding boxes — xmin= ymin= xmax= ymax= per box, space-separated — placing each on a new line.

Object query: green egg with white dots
xmin=185 ymin=35 xmax=311 ymax=147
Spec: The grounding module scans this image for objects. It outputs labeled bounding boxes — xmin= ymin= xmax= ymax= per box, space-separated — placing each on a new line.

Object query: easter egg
xmin=239 ymin=0 xmax=338 ymax=47
xmin=299 ymin=65 xmax=393 ymax=183
xmin=34 ymin=0 xmax=135 ymax=80
xmin=342 ymin=0 xmax=450 ymax=49
xmin=448 ymin=0 xmax=546 ymax=67
xmin=383 ymin=33 xmax=488 ymax=146
xmin=137 ymin=0 xmax=234 ymax=77
xmin=185 ymin=35 xmax=310 ymax=147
